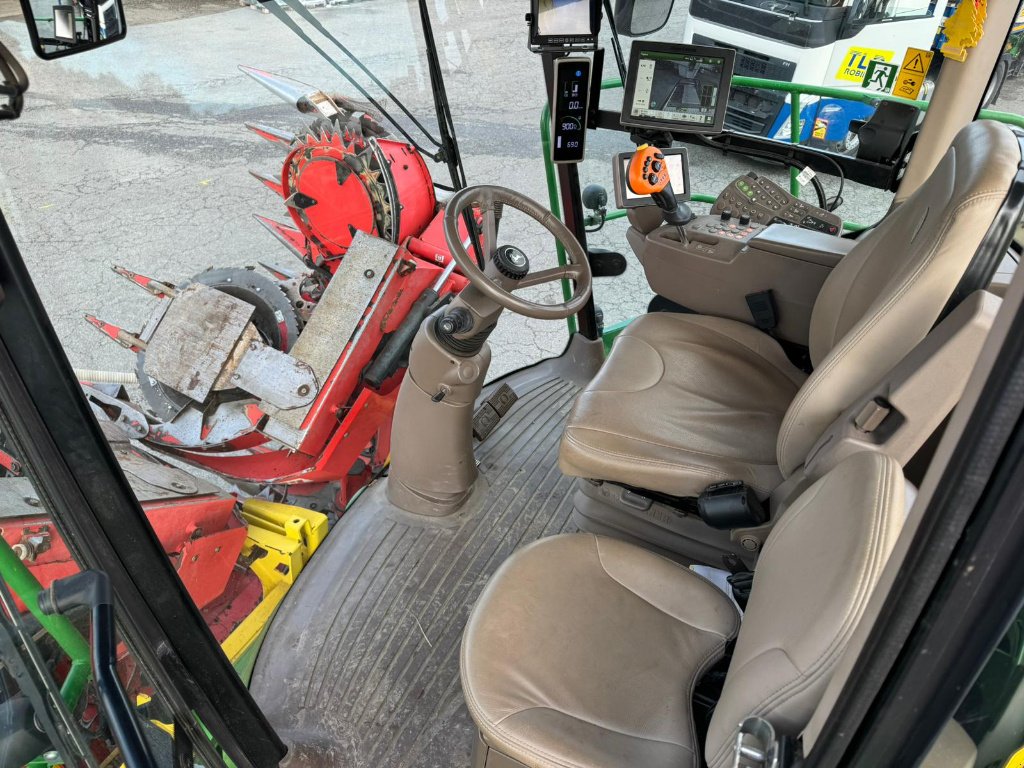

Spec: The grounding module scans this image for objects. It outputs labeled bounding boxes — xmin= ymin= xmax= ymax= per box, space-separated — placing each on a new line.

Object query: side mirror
xmin=18 ymin=0 xmax=127 ymax=60
xmin=613 ymin=0 xmax=675 ymax=37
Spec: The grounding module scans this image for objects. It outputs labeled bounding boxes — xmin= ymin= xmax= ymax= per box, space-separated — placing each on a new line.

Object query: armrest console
xmin=628 ymin=217 xmax=854 ymax=345
xmin=749 ymin=224 xmax=857 ymax=267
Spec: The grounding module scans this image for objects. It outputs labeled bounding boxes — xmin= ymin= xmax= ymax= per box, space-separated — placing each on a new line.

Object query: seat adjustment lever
xmin=697 ymin=481 xmax=767 ymax=529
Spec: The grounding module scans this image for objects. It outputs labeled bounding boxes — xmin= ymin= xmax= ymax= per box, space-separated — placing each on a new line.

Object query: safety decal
xmin=862 ymin=59 xmax=900 ymax=93
xmin=893 ymin=47 xmax=933 ymax=100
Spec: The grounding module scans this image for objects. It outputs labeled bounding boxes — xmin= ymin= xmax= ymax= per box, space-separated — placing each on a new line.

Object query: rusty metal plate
xmin=263 ymin=232 xmax=394 ymax=447
xmin=232 ymin=342 xmax=319 ymax=411
xmin=0 ymin=478 xmax=49 ymax=520
xmin=143 ymin=283 xmax=254 ymax=403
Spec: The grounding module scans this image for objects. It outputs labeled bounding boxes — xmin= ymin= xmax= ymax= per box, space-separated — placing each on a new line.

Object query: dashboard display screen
xmin=620 ymin=42 xmax=735 ymax=134
xmin=537 ymin=0 xmax=592 ymax=36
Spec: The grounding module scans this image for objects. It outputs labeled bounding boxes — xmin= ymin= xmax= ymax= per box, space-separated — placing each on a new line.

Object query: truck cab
xmin=684 ymin=0 xmax=952 ymax=145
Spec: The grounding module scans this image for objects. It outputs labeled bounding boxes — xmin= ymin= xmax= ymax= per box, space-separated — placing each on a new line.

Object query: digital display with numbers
xmin=620 ymin=42 xmax=735 ymax=134
xmin=551 ymin=57 xmax=591 ymax=164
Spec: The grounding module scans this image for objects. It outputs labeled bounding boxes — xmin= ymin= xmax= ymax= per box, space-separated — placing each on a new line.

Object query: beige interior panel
xmin=801 ymin=266 xmax=1024 ymax=755
xmin=897 ymin=0 xmax=1021 ymax=202
xmin=803 ymin=289 xmax=1001 ymax=479
xmin=627 ymin=222 xmax=847 ymax=344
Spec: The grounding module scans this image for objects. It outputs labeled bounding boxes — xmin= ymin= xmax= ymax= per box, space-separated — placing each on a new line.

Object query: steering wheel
xmin=443 ymin=185 xmax=592 ymax=320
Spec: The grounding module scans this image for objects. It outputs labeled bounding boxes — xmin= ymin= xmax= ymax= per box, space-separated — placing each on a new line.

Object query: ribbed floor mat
xmin=250 ymin=373 xmax=582 ymax=767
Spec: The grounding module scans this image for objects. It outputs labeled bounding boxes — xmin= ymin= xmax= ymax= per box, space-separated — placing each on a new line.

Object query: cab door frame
xmin=0 ymin=207 xmax=286 ymax=768
xmin=804 ymin=271 xmax=1024 ymax=765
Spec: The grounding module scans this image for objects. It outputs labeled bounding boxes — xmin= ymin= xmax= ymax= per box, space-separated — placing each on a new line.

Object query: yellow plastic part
xmin=241 ymin=498 xmax=329 ymax=557
xmin=219 ymin=500 xmax=330 ymax=666
xmin=941 ymin=0 xmax=987 ymax=62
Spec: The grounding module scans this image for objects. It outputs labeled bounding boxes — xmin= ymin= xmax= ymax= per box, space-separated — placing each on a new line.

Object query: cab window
xmin=955 ymin=605 xmax=1024 ymax=767
xmin=855 ymin=0 xmax=936 ymax=23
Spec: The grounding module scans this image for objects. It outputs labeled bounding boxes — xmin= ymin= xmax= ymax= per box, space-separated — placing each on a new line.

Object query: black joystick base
xmin=652 ymin=186 xmax=693 ymax=227
xmin=661 ymin=202 xmax=693 ymax=226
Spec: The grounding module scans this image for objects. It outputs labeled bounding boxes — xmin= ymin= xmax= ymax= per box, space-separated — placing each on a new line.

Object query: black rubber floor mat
xmin=250 ymin=373 xmax=581 ymax=767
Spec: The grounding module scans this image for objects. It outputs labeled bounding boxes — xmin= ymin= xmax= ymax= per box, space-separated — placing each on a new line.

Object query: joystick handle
xmin=627 ymin=144 xmax=691 ymax=226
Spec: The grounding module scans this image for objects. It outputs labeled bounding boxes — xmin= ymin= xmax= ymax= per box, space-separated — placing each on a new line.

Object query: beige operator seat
xmin=461 ymin=451 xmax=907 ymax=768
xmin=560 ymin=120 xmax=1020 ymax=500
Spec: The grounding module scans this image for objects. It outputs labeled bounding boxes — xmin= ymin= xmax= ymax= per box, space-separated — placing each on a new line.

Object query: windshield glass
xmin=0 ymin=405 xmax=192 ymax=768
xmin=0 ymin=0 xmax=1023 ymax=765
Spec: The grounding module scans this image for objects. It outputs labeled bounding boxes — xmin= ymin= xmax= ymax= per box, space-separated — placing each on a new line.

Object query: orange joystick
xmin=626 ymin=144 xmax=691 ymax=227
xmin=628 ymin=144 xmax=670 ymax=195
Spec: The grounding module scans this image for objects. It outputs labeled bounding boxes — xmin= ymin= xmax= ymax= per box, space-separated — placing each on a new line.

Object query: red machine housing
xmin=110 ymin=84 xmax=478 ymax=510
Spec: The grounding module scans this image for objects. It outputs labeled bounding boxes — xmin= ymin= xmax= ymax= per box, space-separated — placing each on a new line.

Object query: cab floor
xmin=249 ymin=361 xmax=588 ymax=767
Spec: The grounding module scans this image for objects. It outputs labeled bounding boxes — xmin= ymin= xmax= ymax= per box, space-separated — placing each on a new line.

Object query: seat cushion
xmin=559 ymin=313 xmax=807 ymax=498
xmin=460 ymin=533 xmax=741 ymax=768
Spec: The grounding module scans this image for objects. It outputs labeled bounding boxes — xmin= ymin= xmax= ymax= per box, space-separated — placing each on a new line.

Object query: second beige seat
xmin=462 ymin=451 xmax=907 ymax=768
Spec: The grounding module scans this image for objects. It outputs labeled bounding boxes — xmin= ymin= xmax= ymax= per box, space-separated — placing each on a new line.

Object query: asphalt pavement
xmin=0 ymin=0 xmax=1021 ymax=382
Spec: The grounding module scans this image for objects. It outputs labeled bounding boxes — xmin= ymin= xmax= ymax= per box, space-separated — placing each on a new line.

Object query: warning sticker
xmin=862 ymin=60 xmax=900 ymax=94
xmin=835 ymin=46 xmax=894 ymax=83
xmin=893 ymin=47 xmax=934 ymax=100
xmin=812 ymin=118 xmax=828 ymax=140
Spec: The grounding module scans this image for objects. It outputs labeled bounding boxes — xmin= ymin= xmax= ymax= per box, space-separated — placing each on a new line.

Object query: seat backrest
xmin=776 ymin=120 xmax=1020 ymax=476
xmin=704 ymin=451 xmax=907 ymax=768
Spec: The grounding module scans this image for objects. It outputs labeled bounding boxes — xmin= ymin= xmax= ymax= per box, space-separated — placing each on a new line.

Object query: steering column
xmin=386 ymin=185 xmax=592 ymax=516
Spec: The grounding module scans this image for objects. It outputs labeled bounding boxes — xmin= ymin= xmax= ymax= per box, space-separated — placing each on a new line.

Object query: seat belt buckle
xmin=697 ymin=481 xmax=768 ymax=529
xmin=733 ymin=716 xmax=795 ymax=768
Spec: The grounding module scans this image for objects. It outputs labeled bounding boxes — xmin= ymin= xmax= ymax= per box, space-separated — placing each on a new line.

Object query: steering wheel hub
xmin=493 ymin=245 xmax=531 ymax=280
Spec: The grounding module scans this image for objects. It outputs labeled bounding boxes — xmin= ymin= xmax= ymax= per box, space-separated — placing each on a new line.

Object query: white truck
xmin=681 ymin=0 xmax=1006 ymax=149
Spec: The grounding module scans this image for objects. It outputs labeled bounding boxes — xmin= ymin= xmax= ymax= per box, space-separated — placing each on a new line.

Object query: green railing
xmin=542 ymin=75 xmax=1024 ymax=340
xmin=0 ymin=539 xmax=91 ymax=709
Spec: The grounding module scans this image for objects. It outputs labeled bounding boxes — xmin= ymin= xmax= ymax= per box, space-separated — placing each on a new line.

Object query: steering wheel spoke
xmin=481 ymin=201 xmax=500 ymax=259
xmin=515 ymin=264 xmax=582 ymax=290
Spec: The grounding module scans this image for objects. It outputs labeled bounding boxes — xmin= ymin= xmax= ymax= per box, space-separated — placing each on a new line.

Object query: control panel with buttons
xmin=710 ymin=172 xmax=842 ymax=235
xmin=687 ymin=212 xmax=765 ymax=248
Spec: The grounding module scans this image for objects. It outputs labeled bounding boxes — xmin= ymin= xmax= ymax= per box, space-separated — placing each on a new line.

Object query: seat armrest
xmin=749 ymin=224 xmax=857 ymax=267
xmin=801 ymin=290 xmax=1001 ymax=479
